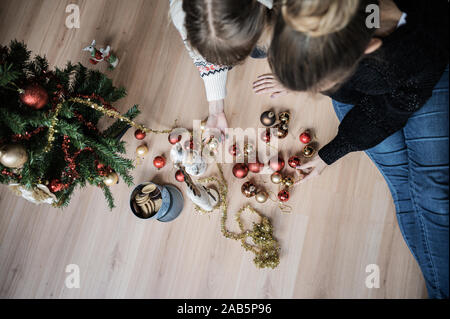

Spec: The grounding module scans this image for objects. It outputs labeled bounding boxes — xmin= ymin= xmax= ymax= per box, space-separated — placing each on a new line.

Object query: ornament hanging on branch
xmin=103 ymin=171 xmax=119 ymax=187
xmin=0 ymin=143 xmax=28 ymax=169
xmin=19 ymin=83 xmax=49 ymax=110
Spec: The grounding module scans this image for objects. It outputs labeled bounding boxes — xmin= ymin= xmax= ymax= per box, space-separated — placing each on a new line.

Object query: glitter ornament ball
xmin=303 ymin=145 xmax=315 ymax=158
xmin=19 ymin=83 xmax=49 ymax=110
xmin=241 ymin=181 xmax=257 ymax=198
xmin=49 ymin=179 xmax=64 ymax=193
xmin=153 ymin=156 xmax=166 ymax=169
xmin=299 ymin=131 xmax=312 ymax=144
xmin=283 ymin=176 xmax=295 ymax=188
xmin=279 ymin=111 xmax=291 ymax=123
xmin=233 ymin=163 xmax=249 ymax=179
xmin=274 ymin=123 xmax=288 ymax=139
xmin=229 ymin=144 xmax=240 ymax=157
xmin=288 ymin=156 xmax=301 ymax=169
xmin=134 ymin=130 xmax=146 ymax=140
xmin=260 ymin=110 xmax=276 ymax=127
xmin=278 ymin=190 xmax=290 ymax=202
xmin=175 ymin=170 xmax=185 ymax=182
xmin=269 ymin=156 xmax=285 ymax=172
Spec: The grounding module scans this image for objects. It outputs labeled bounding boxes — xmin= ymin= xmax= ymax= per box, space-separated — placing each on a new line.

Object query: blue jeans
xmin=332 ymin=67 xmax=449 ymax=299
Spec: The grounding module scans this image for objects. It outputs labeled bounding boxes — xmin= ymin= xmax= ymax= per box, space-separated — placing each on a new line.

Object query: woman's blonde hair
xmin=269 ymin=0 xmax=377 ymax=92
xmin=282 ymin=0 xmax=360 ymax=37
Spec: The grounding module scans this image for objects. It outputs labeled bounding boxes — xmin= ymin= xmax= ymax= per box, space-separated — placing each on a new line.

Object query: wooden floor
xmin=0 ymin=0 xmax=427 ymax=299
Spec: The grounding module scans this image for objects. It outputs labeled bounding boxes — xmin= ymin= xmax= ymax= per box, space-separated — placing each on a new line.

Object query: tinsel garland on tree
xmin=0 ymin=41 xmax=139 ymax=209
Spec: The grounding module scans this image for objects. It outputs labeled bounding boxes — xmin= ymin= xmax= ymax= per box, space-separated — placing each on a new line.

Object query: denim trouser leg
xmin=331 ymin=67 xmax=449 ymax=298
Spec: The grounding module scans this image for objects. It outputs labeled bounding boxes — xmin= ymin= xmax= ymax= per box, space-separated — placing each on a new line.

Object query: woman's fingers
xmin=299 ymin=170 xmax=318 ymax=183
xmin=297 ymin=161 xmax=315 ymax=170
xmin=270 ymin=90 xmax=288 ymax=99
xmin=256 ymin=74 xmax=275 ymax=80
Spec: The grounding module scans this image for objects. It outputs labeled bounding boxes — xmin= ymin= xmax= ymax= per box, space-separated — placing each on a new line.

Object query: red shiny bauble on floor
xmin=299 ymin=131 xmax=312 ymax=144
xmin=232 ymin=163 xmax=249 ymax=179
xmin=248 ymin=161 xmax=264 ymax=173
xmin=175 ymin=170 xmax=185 ymax=182
xmin=288 ymin=156 xmax=301 ymax=169
xmin=269 ymin=156 xmax=285 ymax=172
xmin=278 ymin=189 xmax=290 ymax=202
xmin=153 ymin=156 xmax=166 ymax=169
xmin=168 ymin=133 xmax=182 ymax=145
xmin=229 ymin=144 xmax=239 ymax=157
xmin=19 ymin=83 xmax=49 ymax=110
xmin=134 ymin=130 xmax=146 ymax=140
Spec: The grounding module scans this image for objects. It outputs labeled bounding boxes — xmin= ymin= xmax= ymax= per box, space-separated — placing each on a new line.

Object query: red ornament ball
xmin=288 ymin=156 xmax=301 ymax=169
xmin=248 ymin=161 xmax=264 ymax=173
xmin=269 ymin=156 xmax=285 ymax=172
xmin=261 ymin=129 xmax=271 ymax=143
xmin=153 ymin=156 xmax=166 ymax=169
xmin=19 ymin=83 xmax=49 ymax=110
xmin=229 ymin=144 xmax=240 ymax=157
xmin=96 ymin=162 xmax=105 ymax=170
xmin=299 ymin=131 xmax=312 ymax=144
xmin=168 ymin=133 xmax=182 ymax=145
xmin=278 ymin=189 xmax=290 ymax=202
xmin=175 ymin=170 xmax=185 ymax=182
xmin=134 ymin=130 xmax=146 ymax=140
xmin=232 ymin=163 xmax=249 ymax=179
xmin=49 ymin=179 xmax=64 ymax=193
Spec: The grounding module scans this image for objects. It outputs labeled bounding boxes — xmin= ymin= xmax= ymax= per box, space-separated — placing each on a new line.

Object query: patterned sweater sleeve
xmin=169 ymin=0 xmax=230 ymax=102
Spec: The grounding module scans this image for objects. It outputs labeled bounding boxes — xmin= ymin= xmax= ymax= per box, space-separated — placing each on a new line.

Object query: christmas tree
xmin=0 ymin=41 xmax=139 ymax=209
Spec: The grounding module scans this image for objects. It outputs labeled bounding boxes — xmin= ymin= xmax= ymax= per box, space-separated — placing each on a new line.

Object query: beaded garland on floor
xmin=195 ymin=163 xmax=280 ymax=269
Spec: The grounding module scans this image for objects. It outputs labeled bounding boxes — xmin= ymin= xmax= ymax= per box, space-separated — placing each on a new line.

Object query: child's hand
xmin=206 ymin=100 xmax=228 ymax=142
xmin=253 ymin=74 xmax=290 ymax=99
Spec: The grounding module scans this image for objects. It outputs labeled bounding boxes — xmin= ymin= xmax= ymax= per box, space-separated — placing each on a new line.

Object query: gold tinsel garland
xmin=43 ymin=97 xmax=176 ymax=153
xmin=195 ymin=163 xmax=280 ymax=269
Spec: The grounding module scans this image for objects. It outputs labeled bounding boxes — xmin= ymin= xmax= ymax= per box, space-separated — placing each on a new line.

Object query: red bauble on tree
xmin=175 ymin=170 xmax=185 ymax=182
xmin=299 ymin=131 xmax=312 ymax=144
xmin=49 ymin=179 xmax=64 ymax=193
xmin=134 ymin=130 xmax=146 ymax=140
xmin=153 ymin=156 xmax=166 ymax=169
xmin=288 ymin=156 xmax=301 ymax=169
xmin=19 ymin=83 xmax=49 ymax=110
xmin=269 ymin=156 xmax=285 ymax=172
xmin=278 ymin=189 xmax=290 ymax=202
xmin=232 ymin=163 xmax=249 ymax=179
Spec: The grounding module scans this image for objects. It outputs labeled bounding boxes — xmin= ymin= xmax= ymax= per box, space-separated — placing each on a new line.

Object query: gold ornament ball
xmin=283 ymin=176 xmax=295 ymax=188
xmin=104 ymin=171 xmax=119 ymax=186
xmin=279 ymin=111 xmax=291 ymax=123
xmin=136 ymin=144 xmax=149 ymax=157
xmin=0 ymin=143 xmax=28 ymax=168
xmin=241 ymin=181 xmax=257 ymax=198
xmin=255 ymin=191 xmax=269 ymax=203
xmin=271 ymin=172 xmax=283 ymax=184
xmin=303 ymin=145 xmax=315 ymax=158
xmin=244 ymin=143 xmax=254 ymax=156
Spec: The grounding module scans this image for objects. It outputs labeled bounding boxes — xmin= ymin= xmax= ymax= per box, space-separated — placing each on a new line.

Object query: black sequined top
xmin=318 ymin=0 xmax=449 ymax=165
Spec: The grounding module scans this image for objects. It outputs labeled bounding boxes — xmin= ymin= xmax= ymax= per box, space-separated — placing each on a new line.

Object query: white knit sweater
xmin=169 ymin=0 xmax=273 ymax=102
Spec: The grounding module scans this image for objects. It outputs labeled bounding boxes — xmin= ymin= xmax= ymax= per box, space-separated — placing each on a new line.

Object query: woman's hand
xmin=206 ymin=99 xmax=228 ymax=142
xmin=253 ymin=74 xmax=290 ymax=99
xmin=296 ymin=154 xmax=328 ymax=183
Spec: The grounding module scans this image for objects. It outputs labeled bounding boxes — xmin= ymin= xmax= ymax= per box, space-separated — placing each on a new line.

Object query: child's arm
xmin=169 ymin=0 xmax=230 ymax=102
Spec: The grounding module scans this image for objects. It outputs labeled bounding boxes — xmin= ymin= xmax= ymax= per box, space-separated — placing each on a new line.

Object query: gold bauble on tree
xmin=104 ymin=171 xmax=119 ymax=186
xmin=0 ymin=143 xmax=28 ymax=168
